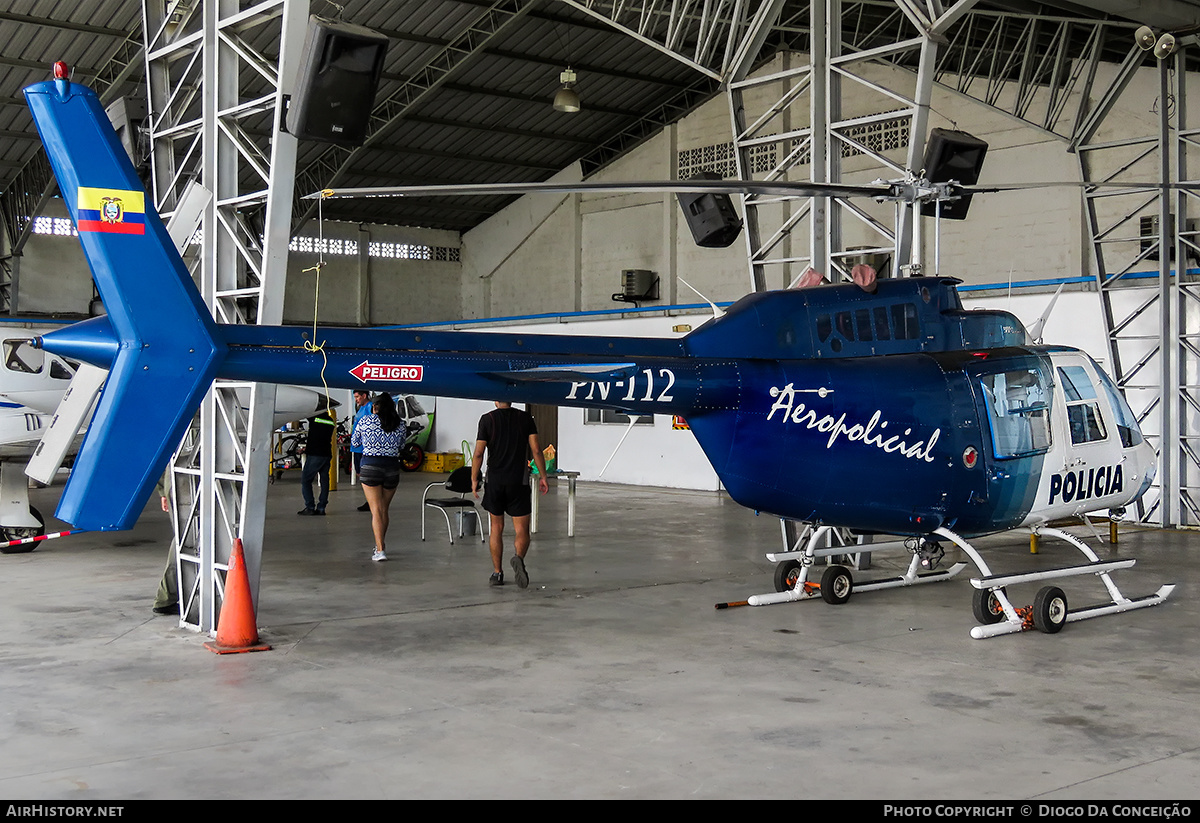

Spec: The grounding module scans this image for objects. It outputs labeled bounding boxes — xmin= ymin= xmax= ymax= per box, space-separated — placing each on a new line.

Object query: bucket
xmin=457 ymin=510 xmax=478 ymax=536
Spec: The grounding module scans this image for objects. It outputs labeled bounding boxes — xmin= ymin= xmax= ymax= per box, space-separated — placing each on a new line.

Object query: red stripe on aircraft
xmin=77 ymin=219 xmax=145 ymax=235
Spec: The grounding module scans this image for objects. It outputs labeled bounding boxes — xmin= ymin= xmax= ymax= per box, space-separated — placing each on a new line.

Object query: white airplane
xmin=0 ymin=333 xmax=338 ymax=551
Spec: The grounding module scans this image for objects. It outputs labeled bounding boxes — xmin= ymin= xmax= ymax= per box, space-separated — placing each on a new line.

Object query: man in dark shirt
xmin=298 ymin=409 xmax=336 ymax=515
xmin=472 ymin=401 xmax=548 ymax=587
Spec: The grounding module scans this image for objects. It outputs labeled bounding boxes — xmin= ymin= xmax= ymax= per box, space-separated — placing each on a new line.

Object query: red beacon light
xmin=52 ymin=61 xmax=71 ymax=98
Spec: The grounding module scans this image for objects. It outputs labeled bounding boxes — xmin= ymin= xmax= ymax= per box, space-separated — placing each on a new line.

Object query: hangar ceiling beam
xmin=559 ymin=0 xmax=725 ymax=80
xmin=0 ymin=11 xmax=131 ymax=39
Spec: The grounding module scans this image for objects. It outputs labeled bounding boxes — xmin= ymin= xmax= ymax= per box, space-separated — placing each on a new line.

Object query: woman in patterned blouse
xmin=350 ymin=393 xmax=405 ymax=561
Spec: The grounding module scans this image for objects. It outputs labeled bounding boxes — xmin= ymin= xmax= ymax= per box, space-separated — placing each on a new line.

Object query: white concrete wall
xmin=283 ymin=221 xmax=462 ymax=326
xmin=13 ymin=199 xmax=95 ymax=316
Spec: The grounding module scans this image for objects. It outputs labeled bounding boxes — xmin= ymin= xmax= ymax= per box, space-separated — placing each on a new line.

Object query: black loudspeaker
xmin=676 ymin=171 xmax=743 ymax=248
xmin=286 ymin=16 xmax=389 ymax=147
xmin=919 ymin=128 xmax=988 ymax=220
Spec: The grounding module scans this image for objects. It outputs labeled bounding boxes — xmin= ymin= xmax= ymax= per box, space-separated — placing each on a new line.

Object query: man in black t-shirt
xmin=472 ymin=402 xmax=549 ymax=588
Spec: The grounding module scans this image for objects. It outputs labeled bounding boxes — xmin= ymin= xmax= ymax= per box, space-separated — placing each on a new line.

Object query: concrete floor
xmin=0 ymin=470 xmax=1197 ymax=800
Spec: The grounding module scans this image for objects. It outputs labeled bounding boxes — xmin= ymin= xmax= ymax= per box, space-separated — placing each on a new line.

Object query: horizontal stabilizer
xmin=25 ymin=362 xmax=106 ymax=486
xmin=486 ymin=363 xmax=638 ymax=383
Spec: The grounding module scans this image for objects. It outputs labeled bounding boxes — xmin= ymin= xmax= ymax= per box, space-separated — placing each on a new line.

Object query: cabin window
xmin=816 ymin=315 xmax=832 ymax=342
xmin=891 ymin=304 xmax=920 ymax=340
xmin=835 ymin=311 xmax=854 ymax=340
xmin=3 ymin=340 xmax=44 ymax=374
xmin=585 ymin=409 xmax=653 ymax=426
xmin=873 ymin=307 xmax=891 ymax=340
xmin=854 ymin=309 xmax=873 ymax=341
xmin=979 ymin=368 xmax=1052 ymax=458
xmin=49 ymin=359 xmax=75 ymax=381
xmin=1058 ymin=365 xmax=1108 ymax=445
xmin=1092 ymin=364 xmax=1143 ymax=447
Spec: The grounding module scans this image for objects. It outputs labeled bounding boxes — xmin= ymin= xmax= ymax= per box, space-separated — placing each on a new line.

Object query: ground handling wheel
xmin=773 ymin=560 xmax=803 ymax=593
xmin=820 ymin=564 xmax=853 ymax=604
xmin=1032 ymin=586 xmax=1069 ymax=634
xmin=972 ymin=587 xmax=1007 ymax=624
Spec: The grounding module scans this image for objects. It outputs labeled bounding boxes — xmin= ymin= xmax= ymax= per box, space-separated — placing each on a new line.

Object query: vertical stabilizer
xmin=25 ymin=78 xmax=225 ymax=530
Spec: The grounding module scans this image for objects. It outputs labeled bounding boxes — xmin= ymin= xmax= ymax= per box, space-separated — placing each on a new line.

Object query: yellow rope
xmin=301 ymin=192 xmax=335 ymax=421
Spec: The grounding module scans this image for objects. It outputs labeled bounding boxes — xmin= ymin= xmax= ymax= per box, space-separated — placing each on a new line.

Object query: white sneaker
xmin=372 ymin=549 xmax=387 ymax=562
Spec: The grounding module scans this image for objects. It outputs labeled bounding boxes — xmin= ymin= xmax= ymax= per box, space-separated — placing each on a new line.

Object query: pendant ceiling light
xmin=553 ymin=68 xmax=580 ymax=113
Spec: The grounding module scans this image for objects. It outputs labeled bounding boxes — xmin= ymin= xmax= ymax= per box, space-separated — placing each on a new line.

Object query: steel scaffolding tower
xmin=142 ymin=0 xmax=308 ymax=632
xmin=1077 ymin=46 xmax=1200 ymax=528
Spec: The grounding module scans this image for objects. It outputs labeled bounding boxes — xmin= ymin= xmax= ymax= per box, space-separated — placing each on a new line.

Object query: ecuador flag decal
xmin=77 ymin=187 xmax=145 ymax=235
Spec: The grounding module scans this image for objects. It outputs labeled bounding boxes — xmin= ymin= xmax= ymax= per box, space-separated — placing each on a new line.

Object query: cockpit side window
xmin=1058 ymin=365 xmax=1107 ymax=445
xmin=4 ymin=340 xmax=44 ymax=374
xmin=979 ymin=367 xmax=1052 ymax=458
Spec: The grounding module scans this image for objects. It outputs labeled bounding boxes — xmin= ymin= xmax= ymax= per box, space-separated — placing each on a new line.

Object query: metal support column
xmin=143 ymin=0 xmax=306 ymax=631
xmin=729 ymin=0 xmax=941 ymax=288
xmin=1078 ymin=42 xmax=1199 ymax=527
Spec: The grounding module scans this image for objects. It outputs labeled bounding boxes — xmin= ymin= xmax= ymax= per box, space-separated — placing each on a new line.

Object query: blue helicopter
xmin=21 ymin=74 xmax=1173 ymax=638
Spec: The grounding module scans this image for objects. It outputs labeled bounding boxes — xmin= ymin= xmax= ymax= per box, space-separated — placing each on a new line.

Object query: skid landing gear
xmin=720 ymin=525 xmax=965 ymax=609
xmin=930 ymin=526 xmax=1175 ymax=639
xmin=718 ymin=524 xmax=1173 ymax=640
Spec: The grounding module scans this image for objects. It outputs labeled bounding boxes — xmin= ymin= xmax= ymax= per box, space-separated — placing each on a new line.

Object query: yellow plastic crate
xmin=421 ymin=452 xmax=465 ymax=473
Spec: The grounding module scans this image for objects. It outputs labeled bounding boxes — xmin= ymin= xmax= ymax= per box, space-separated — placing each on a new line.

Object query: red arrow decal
xmin=350 ymin=361 xmax=425 ymax=383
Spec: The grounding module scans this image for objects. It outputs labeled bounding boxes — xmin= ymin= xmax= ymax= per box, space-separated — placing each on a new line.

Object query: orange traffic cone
xmin=204 ymin=538 xmax=271 ymax=654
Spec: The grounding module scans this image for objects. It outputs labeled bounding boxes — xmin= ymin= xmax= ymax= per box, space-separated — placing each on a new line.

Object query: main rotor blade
xmin=960 ymin=180 xmax=1189 ymax=194
xmin=305 ymin=179 xmax=897 ymax=201
xmin=308 ymin=178 xmax=1200 ymax=203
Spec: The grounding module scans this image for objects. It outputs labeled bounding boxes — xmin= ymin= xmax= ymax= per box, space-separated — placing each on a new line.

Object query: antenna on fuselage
xmin=597 ymin=414 xmax=648 ymax=479
xmin=678 ymin=276 xmax=724 ymax=321
xmin=1026 ymin=283 xmax=1065 ymax=345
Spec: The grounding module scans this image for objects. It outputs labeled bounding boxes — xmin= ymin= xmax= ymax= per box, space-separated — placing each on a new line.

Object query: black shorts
xmin=359 ymin=456 xmax=400 ymax=489
xmin=482 ymin=481 xmax=532 ymax=517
